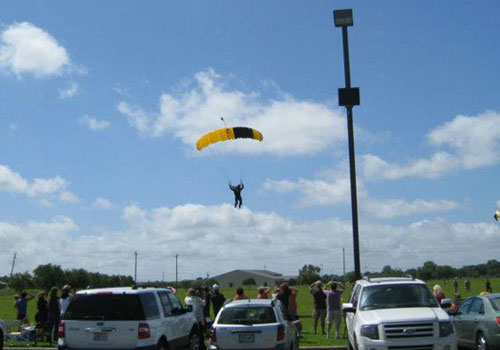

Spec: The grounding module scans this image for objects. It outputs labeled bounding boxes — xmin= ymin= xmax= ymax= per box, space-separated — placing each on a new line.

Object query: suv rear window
xmin=64 ymin=294 xmax=145 ymax=320
xmin=218 ymin=306 xmax=276 ymax=325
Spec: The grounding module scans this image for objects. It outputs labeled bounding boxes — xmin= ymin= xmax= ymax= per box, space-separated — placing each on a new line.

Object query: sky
xmin=1 ymin=0 xmax=500 ymax=282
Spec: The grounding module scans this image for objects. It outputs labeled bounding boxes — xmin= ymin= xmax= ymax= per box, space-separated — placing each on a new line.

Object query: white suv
xmin=58 ymin=287 xmax=200 ymax=350
xmin=343 ymin=277 xmax=457 ymax=350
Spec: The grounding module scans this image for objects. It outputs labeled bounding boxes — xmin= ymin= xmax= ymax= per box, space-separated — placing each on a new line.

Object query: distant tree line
xmin=0 ymin=263 xmax=134 ymax=292
xmin=298 ymin=259 xmax=500 ymax=284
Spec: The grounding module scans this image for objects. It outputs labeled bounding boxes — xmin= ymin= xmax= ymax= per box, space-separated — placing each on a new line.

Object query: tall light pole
xmin=334 ymin=9 xmax=361 ymax=281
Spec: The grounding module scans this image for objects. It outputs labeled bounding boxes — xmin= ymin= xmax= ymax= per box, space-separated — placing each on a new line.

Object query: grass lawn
xmin=1 ymin=277 xmax=499 ymax=347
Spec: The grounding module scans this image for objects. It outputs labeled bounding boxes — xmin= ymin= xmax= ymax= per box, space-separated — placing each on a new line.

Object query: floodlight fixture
xmin=334 ymin=9 xmax=353 ymax=27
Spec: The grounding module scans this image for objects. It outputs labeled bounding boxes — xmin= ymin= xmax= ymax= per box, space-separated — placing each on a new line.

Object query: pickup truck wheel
xmin=189 ymin=329 xmax=201 ymax=350
xmin=157 ymin=338 xmax=168 ymax=350
xmin=476 ymin=332 xmax=488 ymax=350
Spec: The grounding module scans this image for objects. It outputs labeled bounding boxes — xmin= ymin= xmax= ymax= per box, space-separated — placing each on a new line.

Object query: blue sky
xmin=1 ymin=0 xmax=500 ymax=281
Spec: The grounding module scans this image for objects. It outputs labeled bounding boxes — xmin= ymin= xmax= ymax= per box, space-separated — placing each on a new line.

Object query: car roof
xmin=356 ymin=276 xmax=426 ymax=287
xmin=223 ymin=299 xmax=275 ymax=308
xmin=75 ymin=287 xmax=171 ymax=295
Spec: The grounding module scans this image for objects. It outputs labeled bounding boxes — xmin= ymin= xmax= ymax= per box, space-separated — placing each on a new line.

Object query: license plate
xmin=93 ymin=332 xmax=108 ymax=341
xmin=238 ymin=334 xmax=255 ymax=343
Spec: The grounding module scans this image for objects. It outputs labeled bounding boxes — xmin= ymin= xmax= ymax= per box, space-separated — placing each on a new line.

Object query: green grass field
xmin=1 ymin=278 xmax=499 ymax=347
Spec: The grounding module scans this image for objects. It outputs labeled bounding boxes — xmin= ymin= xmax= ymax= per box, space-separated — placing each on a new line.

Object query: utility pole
xmin=10 ymin=252 xmax=16 ymax=277
xmin=342 ymin=247 xmax=346 ymax=281
xmin=134 ymin=251 xmax=138 ymax=284
xmin=175 ymin=254 xmax=178 ymax=287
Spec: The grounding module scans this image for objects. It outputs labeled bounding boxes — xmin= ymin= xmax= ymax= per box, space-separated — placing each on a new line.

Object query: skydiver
xmin=229 ymin=181 xmax=244 ymax=208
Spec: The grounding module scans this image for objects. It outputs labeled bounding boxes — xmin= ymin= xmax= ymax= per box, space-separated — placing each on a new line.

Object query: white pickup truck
xmin=343 ymin=276 xmax=457 ymax=350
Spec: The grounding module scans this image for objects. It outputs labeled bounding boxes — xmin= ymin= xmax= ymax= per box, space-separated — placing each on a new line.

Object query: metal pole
xmin=134 ymin=251 xmax=137 ymax=284
xmin=341 ymin=26 xmax=361 ymax=281
xmin=175 ymin=254 xmax=178 ymax=287
xmin=10 ymin=252 xmax=16 ymax=277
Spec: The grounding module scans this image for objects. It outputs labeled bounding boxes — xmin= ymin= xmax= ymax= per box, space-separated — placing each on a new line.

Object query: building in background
xmin=212 ymin=269 xmax=297 ymax=287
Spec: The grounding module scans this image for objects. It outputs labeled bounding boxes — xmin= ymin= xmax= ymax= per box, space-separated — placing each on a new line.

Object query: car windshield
xmin=359 ymin=284 xmax=438 ymax=310
xmin=64 ymin=294 xmax=145 ymax=320
xmin=218 ymin=306 xmax=277 ymax=325
xmin=489 ymin=297 xmax=500 ymax=311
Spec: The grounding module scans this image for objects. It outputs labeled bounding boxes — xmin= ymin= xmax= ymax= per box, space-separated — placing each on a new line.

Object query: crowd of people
xmin=13 ymin=285 xmax=73 ymax=344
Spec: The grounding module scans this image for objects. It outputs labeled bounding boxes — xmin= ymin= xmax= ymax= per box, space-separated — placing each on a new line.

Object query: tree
xmin=242 ymin=277 xmax=256 ymax=287
xmin=33 ymin=264 xmax=64 ymax=290
xmin=297 ymin=264 xmax=321 ymax=285
xmin=8 ymin=272 xmax=34 ymax=292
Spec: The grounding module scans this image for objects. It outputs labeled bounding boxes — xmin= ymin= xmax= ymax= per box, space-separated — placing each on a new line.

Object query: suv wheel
xmin=189 ymin=329 xmax=200 ymax=350
xmin=476 ymin=332 xmax=488 ymax=350
xmin=157 ymin=338 xmax=168 ymax=350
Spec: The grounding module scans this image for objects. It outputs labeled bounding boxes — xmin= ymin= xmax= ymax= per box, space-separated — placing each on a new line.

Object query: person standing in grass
xmin=324 ymin=281 xmax=344 ymax=339
xmin=210 ymin=284 xmax=226 ymax=317
xmin=59 ymin=285 xmax=73 ymax=318
xmin=47 ymin=287 xmax=60 ymax=344
xmin=17 ymin=291 xmax=34 ymax=329
xmin=309 ymin=280 xmax=327 ymax=335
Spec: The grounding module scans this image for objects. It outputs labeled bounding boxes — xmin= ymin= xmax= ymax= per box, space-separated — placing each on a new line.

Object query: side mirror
xmin=447 ymin=309 xmax=459 ymax=316
xmin=342 ymin=302 xmax=356 ymax=313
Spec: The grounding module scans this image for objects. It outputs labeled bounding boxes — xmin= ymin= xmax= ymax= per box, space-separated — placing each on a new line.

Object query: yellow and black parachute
xmin=196 ymin=127 xmax=263 ymax=151
xmin=494 ymin=210 xmax=500 ymax=221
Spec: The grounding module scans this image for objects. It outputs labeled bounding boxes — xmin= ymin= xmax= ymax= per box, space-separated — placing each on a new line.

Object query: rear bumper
xmin=58 ymin=346 xmax=157 ymax=350
xmin=209 ymin=344 xmax=286 ymax=350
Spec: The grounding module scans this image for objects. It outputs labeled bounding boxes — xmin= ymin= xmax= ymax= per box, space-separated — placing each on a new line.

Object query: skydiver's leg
xmin=234 ymin=196 xmax=238 ymax=208
xmin=238 ymin=196 xmax=242 ymax=208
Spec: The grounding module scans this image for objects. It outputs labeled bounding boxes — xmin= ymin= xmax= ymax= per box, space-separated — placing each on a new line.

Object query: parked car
xmin=57 ymin=287 xmax=200 ymax=350
xmin=343 ymin=276 xmax=457 ymax=350
xmin=209 ymin=299 xmax=298 ymax=350
xmin=0 ymin=318 xmax=5 ymax=350
xmin=449 ymin=293 xmax=500 ymax=349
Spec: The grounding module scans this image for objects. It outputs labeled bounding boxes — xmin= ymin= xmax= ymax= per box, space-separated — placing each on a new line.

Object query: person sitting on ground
xmin=233 ymin=287 xmax=249 ymax=300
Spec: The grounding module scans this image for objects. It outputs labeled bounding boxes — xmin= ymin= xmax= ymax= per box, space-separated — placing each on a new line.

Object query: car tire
xmin=189 ymin=329 xmax=201 ymax=350
xmin=476 ymin=332 xmax=488 ymax=350
xmin=157 ymin=338 xmax=168 ymax=350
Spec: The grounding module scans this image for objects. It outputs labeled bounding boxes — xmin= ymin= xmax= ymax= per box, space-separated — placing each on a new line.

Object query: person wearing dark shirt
xmin=309 ymin=281 xmax=327 ymax=335
xmin=210 ymin=284 xmax=226 ymax=317
xmin=229 ymin=181 xmax=244 ymax=208
xmin=47 ymin=287 xmax=60 ymax=344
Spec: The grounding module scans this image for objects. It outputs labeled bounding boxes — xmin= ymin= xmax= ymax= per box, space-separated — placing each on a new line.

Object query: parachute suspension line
xmin=220 ymin=117 xmax=227 ymax=129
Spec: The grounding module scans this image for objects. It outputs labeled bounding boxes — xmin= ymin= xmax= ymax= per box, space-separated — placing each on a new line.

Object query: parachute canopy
xmin=196 ymin=127 xmax=263 ymax=151
xmin=494 ymin=210 xmax=500 ymax=221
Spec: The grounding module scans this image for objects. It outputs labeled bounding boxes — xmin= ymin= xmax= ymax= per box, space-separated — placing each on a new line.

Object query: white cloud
xmin=0 ymin=22 xmax=71 ymax=78
xmin=9 ymin=123 xmax=18 ymax=131
xmin=363 ymin=198 xmax=459 ymax=219
xmin=78 ymin=115 xmax=110 ymax=131
xmin=1 ymin=205 xmax=498 ymax=280
xmin=262 ymin=164 xmax=457 ymax=218
xmin=59 ymin=82 xmax=79 ymax=99
xmin=93 ymin=197 xmax=114 ymax=210
xmin=117 ymin=69 xmax=347 ymax=156
xmin=0 ymin=164 xmax=78 ymax=203
xmin=361 ymin=111 xmax=500 ymax=180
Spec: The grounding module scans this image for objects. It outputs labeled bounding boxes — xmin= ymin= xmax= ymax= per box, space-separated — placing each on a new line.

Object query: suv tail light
xmin=277 ymin=324 xmax=285 ymax=341
xmin=57 ymin=321 xmax=65 ymax=338
xmin=496 ymin=316 xmax=500 ymax=327
xmin=209 ymin=327 xmax=217 ymax=342
xmin=138 ymin=323 xmax=150 ymax=339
